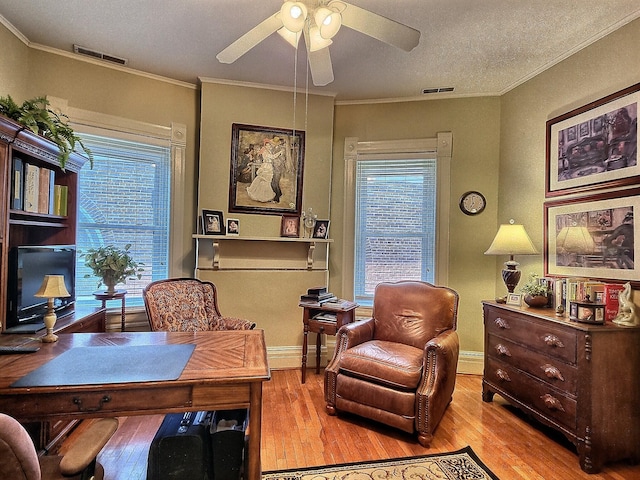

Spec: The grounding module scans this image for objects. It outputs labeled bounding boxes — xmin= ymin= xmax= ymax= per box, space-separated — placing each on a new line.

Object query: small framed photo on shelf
xmin=226 ymin=218 xmax=240 ymax=235
xmin=280 ymin=215 xmax=300 ymax=237
xmin=201 ymin=210 xmax=225 ymax=235
xmin=506 ymin=293 xmax=522 ymax=306
xmin=312 ymin=220 xmax=330 ymax=239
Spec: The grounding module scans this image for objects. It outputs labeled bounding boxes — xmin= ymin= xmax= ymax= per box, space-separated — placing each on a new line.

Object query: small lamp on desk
xmin=34 ymin=274 xmax=71 ymax=343
xmin=485 ymin=219 xmax=539 ymax=295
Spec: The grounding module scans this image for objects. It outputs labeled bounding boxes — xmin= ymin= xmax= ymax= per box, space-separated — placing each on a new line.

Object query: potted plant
xmin=81 ymin=244 xmax=144 ymax=294
xmin=521 ymin=273 xmax=549 ymax=307
xmin=0 ymin=95 xmax=93 ymax=170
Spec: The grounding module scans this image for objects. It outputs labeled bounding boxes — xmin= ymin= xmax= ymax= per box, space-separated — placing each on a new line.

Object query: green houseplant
xmin=521 ymin=273 xmax=549 ymax=307
xmin=0 ymin=95 xmax=93 ymax=170
xmin=81 ymin=244 xmax=144 ymax=294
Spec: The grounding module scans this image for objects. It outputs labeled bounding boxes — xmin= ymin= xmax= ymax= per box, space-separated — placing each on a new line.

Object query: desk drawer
xmin=487 ymin=334 xmax=577 ymax=394
xmin=3 ymin=386 xmax=193 ymax=419
xmin=485 ymin=357 xmax=577 ymax=431
xmin=485 ymin=307 xmax=577 ymax=364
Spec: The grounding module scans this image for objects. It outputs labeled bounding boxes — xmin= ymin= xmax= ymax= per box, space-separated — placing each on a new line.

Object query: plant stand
xmin=93 ymin=290 xmax=127 ymax=332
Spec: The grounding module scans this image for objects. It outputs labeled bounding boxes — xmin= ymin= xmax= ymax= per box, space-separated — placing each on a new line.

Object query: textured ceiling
xmin=1 ymin=1 xmax=639 ymax=101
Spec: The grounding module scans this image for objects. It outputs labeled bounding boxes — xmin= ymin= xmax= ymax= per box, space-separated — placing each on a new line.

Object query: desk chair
xmin=143 ymin=278 xmax=256 ymax=332
xmin=325 ymin=280 xmax=459 ymax=447
xmin=0 ymin=414 xmax=118 ymax=480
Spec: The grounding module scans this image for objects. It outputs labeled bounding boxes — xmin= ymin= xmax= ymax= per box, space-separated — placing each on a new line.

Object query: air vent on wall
xmin=422 ymin=87 xmax=455 ymax=94
xmin=73 ymin=45 xmax=128 ymax=66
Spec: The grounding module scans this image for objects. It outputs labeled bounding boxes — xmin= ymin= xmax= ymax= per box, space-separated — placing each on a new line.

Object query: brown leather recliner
xmin=324 ymin=280 xmax=459 ymax=447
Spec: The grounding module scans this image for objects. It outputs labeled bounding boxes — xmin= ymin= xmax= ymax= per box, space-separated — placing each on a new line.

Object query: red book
xmin=603 ymin=284 xmax=625 ymax=322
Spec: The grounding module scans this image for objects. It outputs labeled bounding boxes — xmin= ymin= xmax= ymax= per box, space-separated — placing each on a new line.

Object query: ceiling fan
xmin=216 ymin=1 xmax=421 ymax=86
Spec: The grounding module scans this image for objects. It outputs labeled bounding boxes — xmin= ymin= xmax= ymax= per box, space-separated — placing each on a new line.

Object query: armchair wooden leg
xmin=326 ymin=405 xmax=337 ymax=415
xmin=417 ymin=432 xmax=432 ymax=448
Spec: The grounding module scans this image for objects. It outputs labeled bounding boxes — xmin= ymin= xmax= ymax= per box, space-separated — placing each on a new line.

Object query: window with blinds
xmin=354 ymin=158 xmax=437 ymax=306
xmin=75 ymin=134 xmax=171 ymax=307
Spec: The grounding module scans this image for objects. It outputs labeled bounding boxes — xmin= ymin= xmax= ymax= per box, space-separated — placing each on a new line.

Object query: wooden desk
xmin=299 ymin=300 xmax=358 ymax=383
xmin=0 ymin=330 xmax=271 ymax=480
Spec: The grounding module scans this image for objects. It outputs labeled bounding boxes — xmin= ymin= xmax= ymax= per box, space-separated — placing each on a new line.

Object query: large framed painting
xmin=546 ymin=82 xmax=639 ymax=197
xmin=228 ymin=123 xmax=305 ymax=216
xmin=544 ymin=187 xmax=640 ymax=285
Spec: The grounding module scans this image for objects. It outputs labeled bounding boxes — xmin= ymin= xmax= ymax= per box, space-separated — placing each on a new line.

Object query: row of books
xmin=538 ymin=277 xmax=625 ymax=321
xmin=10 ymin=157 xmax=68 ymax=216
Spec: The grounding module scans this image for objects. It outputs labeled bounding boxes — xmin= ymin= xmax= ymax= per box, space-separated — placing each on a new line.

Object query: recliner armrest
xmin=418 ymin=329 xmax=459 ymax=397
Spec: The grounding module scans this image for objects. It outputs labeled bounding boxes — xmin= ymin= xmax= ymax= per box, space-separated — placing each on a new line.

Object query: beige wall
xmin=0 ymin=24 xmax=28 ymax=100
xmin=196 ymin=81 xmax=336 ymax=356
xmin=498 ymin=17 xmax=640 ymax=288
xmin=331 ymin=97 xmax=502 ymax=354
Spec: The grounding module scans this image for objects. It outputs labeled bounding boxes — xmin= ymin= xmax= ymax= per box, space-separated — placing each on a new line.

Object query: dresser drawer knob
xmin=541 ymin=393 xmax=565 ymax=412
xmin=494 ymin=317 xmax=510 ymax=329
xmin=541 ymin=364 xmax=565 ymax=381
xmin=495 ymin=344 xmax=512 ymax=357
xmin=543 ymin=334 xmax=565 ymax=348
xmin=496 ymin=369 xmax=511 ymax=382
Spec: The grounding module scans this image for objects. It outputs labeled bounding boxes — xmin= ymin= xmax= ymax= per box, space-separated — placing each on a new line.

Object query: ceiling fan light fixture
xmin=314 ymin=7 xmax=341 ymax=39
xmin=277 ymin=27 xmax=302 ymax=48
xmin=281 ymin=1 xmax=308 ymax=33
xmin=308 ymin=26 xmax=333 ymax=52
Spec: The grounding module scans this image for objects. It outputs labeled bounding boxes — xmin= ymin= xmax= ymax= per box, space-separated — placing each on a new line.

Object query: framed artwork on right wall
xmin=546 ymin=82 xmax=639 ymax=197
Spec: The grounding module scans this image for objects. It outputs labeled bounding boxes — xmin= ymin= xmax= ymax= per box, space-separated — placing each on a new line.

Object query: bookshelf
xmin=0 ymin=115 xmax=87 ymax=332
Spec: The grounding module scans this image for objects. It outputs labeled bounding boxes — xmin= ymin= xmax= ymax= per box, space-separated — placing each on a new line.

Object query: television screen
xmin=6 ymin=245 xmax=76 ymax=329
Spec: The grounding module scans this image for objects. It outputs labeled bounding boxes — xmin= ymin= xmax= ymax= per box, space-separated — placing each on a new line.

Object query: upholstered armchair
xmin=0 ymin=414 xmax=118 ymax=480
xmin=325 ymin=280 xmax=459 ymax=447
xmin=143 ymin=278 xmax=256 ymax=332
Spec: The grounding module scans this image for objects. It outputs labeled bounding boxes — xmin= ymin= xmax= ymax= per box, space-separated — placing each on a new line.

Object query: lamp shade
xmin=556 ymin=226 xmax=595 ymax=253
xmin=280 ymin=1 xmax=308 ymax=33
xmin=35 ymin=275 xmax=71 ymax=298
xmin=314 ymin=7 xmax=341 ymax=39
xmin=484 ymin=223 xmax=538 ymax=257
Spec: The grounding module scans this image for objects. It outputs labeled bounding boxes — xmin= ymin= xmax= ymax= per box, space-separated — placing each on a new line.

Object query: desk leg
xmin=247 ymin=383 xmax=262 ymax=480
xmin=301 ymin=324 xmax=309 ymax=384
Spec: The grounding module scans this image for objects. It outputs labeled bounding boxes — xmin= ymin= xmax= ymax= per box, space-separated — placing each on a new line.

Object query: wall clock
xmin=459 ymin=191 xmax=486 ymax=216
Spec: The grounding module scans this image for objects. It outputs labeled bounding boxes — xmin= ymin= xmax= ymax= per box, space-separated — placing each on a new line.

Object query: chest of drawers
xmin=482 ymin=301 xmax=640 ymax=473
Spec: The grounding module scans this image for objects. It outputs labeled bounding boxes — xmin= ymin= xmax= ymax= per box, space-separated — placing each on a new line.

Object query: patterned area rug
xmin=262 ymin=446 xmax=499 ymax=480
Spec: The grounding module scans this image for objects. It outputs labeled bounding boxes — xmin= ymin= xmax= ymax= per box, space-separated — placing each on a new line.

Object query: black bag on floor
xmin=147 ymin=411 xmax=213 ymax=480
xmin=210 ymin=409 xmax=248 ymax=480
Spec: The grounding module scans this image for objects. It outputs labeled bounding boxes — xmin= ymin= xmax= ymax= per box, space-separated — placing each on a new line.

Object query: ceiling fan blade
xmin=216 ymin=13 xmax=282 ymax=64
xmin=308 ymin=47 xmax=334 ymax=86
xmin=338 ymin=1 xmax=420 ymax=52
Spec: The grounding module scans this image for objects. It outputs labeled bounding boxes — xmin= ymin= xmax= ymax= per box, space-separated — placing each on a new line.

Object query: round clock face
xmin=459 ymin=191 xmax=486 ymax=215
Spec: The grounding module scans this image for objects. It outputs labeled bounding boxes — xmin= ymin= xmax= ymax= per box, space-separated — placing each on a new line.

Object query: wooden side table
xmin=93 ymin=290 xmax=127 ymax=332
xmin=299 ymin=300 xmax=358 ymax=383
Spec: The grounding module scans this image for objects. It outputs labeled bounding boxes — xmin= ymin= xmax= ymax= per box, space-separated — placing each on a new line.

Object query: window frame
xmin=342 ymin=134 xmax=452 ymax=306
xmin=47 ymin=97 xmax=187 ymax=304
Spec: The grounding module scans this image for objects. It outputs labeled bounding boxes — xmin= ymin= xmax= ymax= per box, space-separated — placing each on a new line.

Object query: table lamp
xmin=34 ymin=274 xmax=71 ymax=343
xmin=485 ymin=220 xmax=539 ymax=294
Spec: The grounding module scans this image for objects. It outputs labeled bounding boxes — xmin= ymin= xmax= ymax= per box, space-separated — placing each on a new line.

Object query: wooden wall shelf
xmin=193 ymin=235 xmax=333 ymax=271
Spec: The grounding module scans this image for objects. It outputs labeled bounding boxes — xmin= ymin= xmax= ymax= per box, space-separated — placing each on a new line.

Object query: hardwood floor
xmin=86 ymin=369 xmax=639 ymax=479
